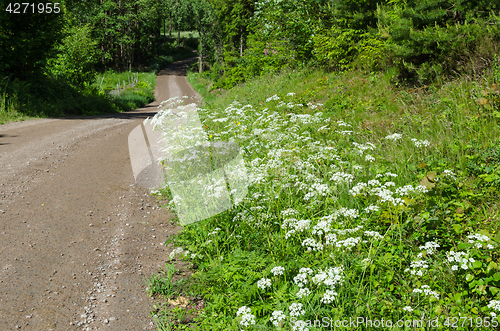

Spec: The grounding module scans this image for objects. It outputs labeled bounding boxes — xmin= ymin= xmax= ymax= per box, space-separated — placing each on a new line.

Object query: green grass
xmin=161 ymin=30 xmax=200 ymax=39
xmin=0 ymin=92 xmax=35 ymax=124
xmin=152 ymin=67 xmax=500 ymax=330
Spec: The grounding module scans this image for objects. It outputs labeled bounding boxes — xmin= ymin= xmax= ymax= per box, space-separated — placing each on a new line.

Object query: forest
xmin=2 ymin=0 xmax=500 ymax=330
xmin=1 ymin=0 xmax=499 ymax=120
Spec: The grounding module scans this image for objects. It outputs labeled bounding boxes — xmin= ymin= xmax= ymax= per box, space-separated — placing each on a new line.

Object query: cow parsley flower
xmin=385 ymin=133 xmax=402 ymax=140
xmin=237 ymin=306 xmax=256 ymax=327
xmin=337 ymin=120 xmax=351 ymax=127
xmin=271 ymin=266 xmax=285 ymax=276
xmin=364 ymin=205 xmax=380 ymax=213
xmin=320 ymin=290 xmax=338 ymax=304
xmin=257 ymin=278 xmax=272 ymax=290
xmin=411 ymin=138 xmax=431 ymax=147
xmin=488 ymin=300 xmax=500 ymax=317
xmin=289 ymin=303 xmax=305 ymax=317
xmin=266 ymin=94 xmax=280 ymax=102
xmin=293 ymin=273 xmax=308 ymax=287
xmin=467 ymin=233 xmax=492 ymax=249
xmin=270 ymin=310 xmax=286 ymax=327
xmin=442 ymin=169 xmax=456 ymax=180
xmin=403 ymin=306 xmax=414 ymax=312
xmin=419 ymin=241 xmax=440 ymax=255
xmin=296 ymin=288 xmax=311 ymax=298
xmin=364 ymin=231 xmax=383 ymax=240
xmin=447 ymin=250 xmax=473 ymax=270
xmin=302 ymin=238 xmax=324 ymax=251
xmin=404 ymin=257 xmax=429 ymax=276
xmin=412 ymin=285 xmax=440 ymax=300
xmin=169 ymin=247 xmax=184 ymax=260
xmin=292 ymin=320 xmax=309 ymax=331
xmin=330 ymin=172 xmax=354 ymax=184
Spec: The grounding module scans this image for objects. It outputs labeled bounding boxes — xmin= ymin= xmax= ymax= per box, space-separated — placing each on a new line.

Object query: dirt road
xmin=0 ymin=58 xmax=199 ymax=330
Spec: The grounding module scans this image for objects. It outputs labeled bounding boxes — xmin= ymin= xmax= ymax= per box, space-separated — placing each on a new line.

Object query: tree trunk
xmin=240 ymin=26 xmax=243 ymax=57
xmin=199 ymin=32 xmax=203 ymax=74
xmin=169 ymin=13 xmax=172 ymax=38
xmin=177 ymin=30 xmax=180 ymax=45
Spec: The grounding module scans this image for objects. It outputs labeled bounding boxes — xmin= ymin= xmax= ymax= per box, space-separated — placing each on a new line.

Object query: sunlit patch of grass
xmin=0 ymin=92 xmax=34 ymax=124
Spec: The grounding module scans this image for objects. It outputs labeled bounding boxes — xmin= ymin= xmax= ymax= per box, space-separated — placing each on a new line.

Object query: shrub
xmin=46 ymin=24 xmax=99 ymax=88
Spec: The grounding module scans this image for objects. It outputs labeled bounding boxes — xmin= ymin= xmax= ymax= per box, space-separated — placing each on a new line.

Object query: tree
xmin=191 ymin=0 xmax=217 ymax=73
xmin=0 ymin=0 xmax=65 ymax=79
xmin=377 ymin=0 xmax=500 ymax=83
xmin=46 ymin=24 xmax=99 ymax=87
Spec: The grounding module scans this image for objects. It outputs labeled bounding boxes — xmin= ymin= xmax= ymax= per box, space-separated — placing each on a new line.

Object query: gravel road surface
xmin=0 ymin=58 xmax=199 ymax=330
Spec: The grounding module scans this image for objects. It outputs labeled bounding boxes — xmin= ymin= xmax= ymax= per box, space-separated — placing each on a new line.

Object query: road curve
xmin=0 ymin=58 xmax=199 ymax=331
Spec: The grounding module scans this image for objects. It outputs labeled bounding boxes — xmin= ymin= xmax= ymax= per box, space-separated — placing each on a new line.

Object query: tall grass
xmin=151 ymin=68 xmax=500 ymax=330
xmin=0 ymin=92 xmax=30 ymax=124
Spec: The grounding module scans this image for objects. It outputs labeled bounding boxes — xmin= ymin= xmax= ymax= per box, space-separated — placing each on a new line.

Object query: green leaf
xmin=487 ymin=262 xmax=498 ymax=273
xmin=472 ymin=261 xmax=483 ymax=269
xmin=493 ymin=272 xmax=500 ymax=282
xmin=490 ymin=287 xmax=500 ymax=296
xmin=452 ymin=224 xmax=462 ymax=233
xmin=465 ymin=273 xmax=474 ymax=282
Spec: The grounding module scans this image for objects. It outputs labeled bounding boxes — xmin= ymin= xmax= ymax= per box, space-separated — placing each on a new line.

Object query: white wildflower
xmin=271 ymin=266 xmax=285 ymax=276
xmin=320 ymin=290 xmax=338 ymax=304
xmin=289 ymin=303 xmax=305 ymax=317
xmin=411 ymin=138 xmax=431 ymax=147
xmin=302 ymin=238 xmax=324 ymax=251
xmin=296 ymin=288 xmax=311 ymax=298
xmin=257 ymin=278 xmax=272 ymax=290
xmin=419 ymin=241 xmax=440 ymax=255
xmin=270 ymin=310 xmax=286 ymax=327
xmin=237 ymin=306 xmax=256 ymax=327
xmin=385 ymin=133 xmax=402 ymax=141
xmin=292 ymin=320 xmax=309 ymax=331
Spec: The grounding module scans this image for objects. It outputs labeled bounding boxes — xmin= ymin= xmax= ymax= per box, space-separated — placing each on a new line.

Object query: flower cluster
xmin=447 ymin=250 xmax=474 ymax=271
xmin=412 ymin=285 xmax=440 ymax=300
xmin=411 ymin=138 xmax=431 ymax=147
xmin=270 ymin=310 xmax=286 ymax=327
xmin=236 ymin=306 xmax=256 ymax=327
xmin=289 ymin=303 xmax=305 ymax=317
xmin=385 ymin=133 xmax=403 ymax=141
xmin=271 ymin=266 xmax=285 ymax=276
xmin=257 ymin=278 xmax=272 ymax=290
xmin=467 ymin=233 xmax=494 ymax=249
xmin=487 ymin=300 xmax=500 ymax=317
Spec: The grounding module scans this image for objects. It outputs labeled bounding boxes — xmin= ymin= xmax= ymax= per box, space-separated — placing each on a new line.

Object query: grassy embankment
xmin=148 ymin=66 xmax=500 ymax=330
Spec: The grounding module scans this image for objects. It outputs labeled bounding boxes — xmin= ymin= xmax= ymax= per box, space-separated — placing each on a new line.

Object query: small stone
xmin=89 ymin=224 xmax=93 ymax=227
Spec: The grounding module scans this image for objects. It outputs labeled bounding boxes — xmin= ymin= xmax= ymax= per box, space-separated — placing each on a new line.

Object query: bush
xmin=377 ymin=2 xmax=500 ymax=84
xmin=46 ymin=24 xmax=99 ymax=88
